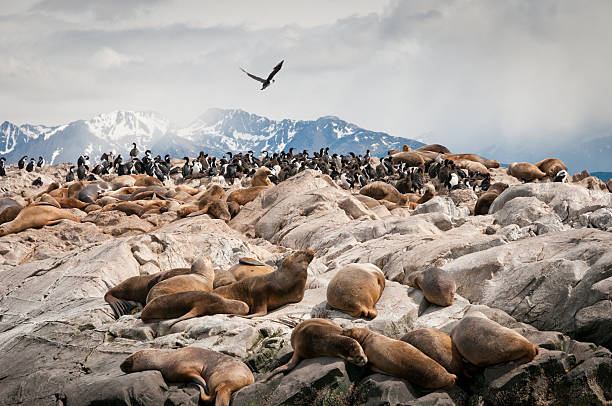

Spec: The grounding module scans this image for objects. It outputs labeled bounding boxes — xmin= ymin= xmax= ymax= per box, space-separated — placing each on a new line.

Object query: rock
xmin=587 ymin=207 xmax=612 ymax=230
xmin=232 ymin=357 xmax=364 ymax=406
xmin=443 ymin=229 xmax=612 ymax=349
xmin=468 ymin=349 xmax=612 ymax=405
xmin=449 ymin=188 xmax=478 ymax=214
xmin=83 ymin=210 xmax=155 ymax=236
xmin=492 ymin=196 xmax=566 ymax=235
xmin=413 ymin=196 xmax=470 ymax=218
xmin=64 ymin=371 xmax=168 ymax=406
xmin=489 ymin=182 xmax=612 ymax=225
xmin=351 ymin=373 xmax=418 ymax=405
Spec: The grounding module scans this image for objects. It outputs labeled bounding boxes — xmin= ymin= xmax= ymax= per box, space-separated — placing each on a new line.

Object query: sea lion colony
xmin=0 ymin=144 xmax=609 ymax=404
xmin=1 ymin=144 xmax=600 ymax=238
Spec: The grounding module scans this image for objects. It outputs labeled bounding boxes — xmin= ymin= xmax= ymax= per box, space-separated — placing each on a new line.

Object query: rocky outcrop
xmin=1 ymin=168 xmax=611 ymax=406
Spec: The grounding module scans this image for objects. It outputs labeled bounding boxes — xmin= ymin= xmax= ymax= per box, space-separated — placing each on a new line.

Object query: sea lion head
xmin=281 ymin=249 xmax=315 ymax=272
xmin=191 ymin=255 xmax=214 ymax=275
xmin=0 ymin=225 xmax=7 ymax=237
xmin=120 ymin=349 xmax=149 ymax=373
xmin=344 ymin=339 xmax=368 ymax=367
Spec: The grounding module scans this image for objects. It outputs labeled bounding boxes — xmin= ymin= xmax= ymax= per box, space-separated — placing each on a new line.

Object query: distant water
xmin=592 ymin=172 xmax=612 ymax=182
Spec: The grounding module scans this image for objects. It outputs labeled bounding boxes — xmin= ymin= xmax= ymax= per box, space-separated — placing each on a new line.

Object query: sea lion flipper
xmin=267 ymin=353 xmax=301 ymax=380
xmin=238 ymin=258 xmax=266 ymax=266
xmin=189 ymin=375 xmax=212 ymax=403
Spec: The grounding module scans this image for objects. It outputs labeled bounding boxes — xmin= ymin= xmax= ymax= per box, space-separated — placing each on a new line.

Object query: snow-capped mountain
xmin=0 ymin=109 xmax=423 ymax=164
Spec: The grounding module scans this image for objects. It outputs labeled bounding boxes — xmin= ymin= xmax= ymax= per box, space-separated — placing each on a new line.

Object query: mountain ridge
xmin=0 ymin=109 xmax=423 ymax=164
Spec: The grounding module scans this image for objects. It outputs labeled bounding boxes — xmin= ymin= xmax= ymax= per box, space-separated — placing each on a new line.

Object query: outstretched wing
xmin=266 ymin=60 xmax=284 ymax=81
xmin=240 ymin=68 xmax=266 ymax=83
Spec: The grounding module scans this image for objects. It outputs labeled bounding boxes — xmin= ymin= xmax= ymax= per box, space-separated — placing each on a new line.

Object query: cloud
xmin=0 ymin=0 xmax=611 ymax=155
xmin=90 ymin=46 xmax=143 ymax=69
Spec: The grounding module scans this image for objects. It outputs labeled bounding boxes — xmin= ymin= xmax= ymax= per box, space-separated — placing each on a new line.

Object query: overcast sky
xmin=1 ymin=0 xmax=611 ymax=150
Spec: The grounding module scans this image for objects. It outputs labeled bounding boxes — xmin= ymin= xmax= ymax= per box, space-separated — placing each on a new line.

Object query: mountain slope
xmin=0 ymin=109 xmax=423 ymax=164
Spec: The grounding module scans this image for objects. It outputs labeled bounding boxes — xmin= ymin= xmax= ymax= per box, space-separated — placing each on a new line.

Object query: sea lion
xmin=67 ymin=181 xmax=87 ymax=198
xmin=228 ymin=257 xmax=275 ymax=281
xmin=141 ymin=291 xmax=249 ymax=324
xmin=226 ymin=186 xmax=268 ymax=206
xmin=111 ymin=175 xmax=137 ymax=187
xmin=202 ymin=184 xmax=226 ymax=200
xmin=417 ymin=144 xmax=451 ymax=154
xmin=341 ymin=327 xmax=457 ymax=390
xmin=251 ymin=167 xmax=273 ymax=187
xmin=359 ymin=181 xmax=407 ymax=205
xmin=102 ymin=201 xmax=145 ymax=217
xmin=55 ymin=197 xmax=89 ymax=209
xmin=0 ymin=198 xmax=23 ymax=225
xmin=104 ymin=267 xmax=194 ymax=318
xmin=131 ymin=174 xmax=163 ymax=187
xmin=607 ymin=179 xmax=612 ymax=193
xmin=400 ymin=328 xmax=463 ymax=376
xmin=227 ymin=200 xmax=241 ymax=218
xmin=416 ymin=184 xmax=435 ymax=204
xmin=214 ymin=250 xmax=315 ymax=317
xmin=454 ymin=159 xmax=489 ymax=175
xmin=450 ymin=312 xmax=538 ymax=367
xmin=146 ymin=256 xmax=215 ymax=303
xmin=213 ymin=268 xmax=238 ymax=289
xmin=391 ymin=151 xmax=425 ymax=168
xmin=77 ymin=182 xmax=114 ymax=204
xmin=120 ymin=347 xmax=254 ymax=406
xmin=326 ymin=263 xmax=385 ymax=318
xmin=447 ymin=153 xmax=500 ymax=169
xmin=269 ymin=318 xmax=368 ymax=378
xmin=0 ymin=205 xmax=80 ymax=237
xmin=508 ymin=162 xmax=546 ymax=182
xmin=534 ymin=158 xmax=568 ymax=178
xmin=36 ymin=193 xmax=61 ymax=208
xmin=474 ymin=182 xmax=508 ymax=215
xmin=405 ymin=267 xmax=456 ymax=307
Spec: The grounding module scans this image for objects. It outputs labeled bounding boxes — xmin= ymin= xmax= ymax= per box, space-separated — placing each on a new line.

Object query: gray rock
xmin=351 ymin=373 xmax=417 ymax=406
xmin=413 ymin=196 xmax=469 ymax=218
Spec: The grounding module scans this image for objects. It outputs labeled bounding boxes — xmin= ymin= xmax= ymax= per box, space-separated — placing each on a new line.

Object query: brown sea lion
xmin=400 ymin=328 xmax=463 ymax=376
xmin=55 ymin=197 xmax=89 ymax=209
xmin=49 ymin=187 xmax=69 ymax=198
xmin=416 ymin=184 xmax=435 ymax=204
xmin=104 ymin=267 xmax=193 ymax=318
xmin=146 ymin=256 xmax=215 ymax=303
xmin=226 ymin=186 xmax=268 ymax=206
xmin=474 ymin=182 xmax=509 ymax=215
xmin=326 ymin=263 xmax=385 ymax=318
xmin=508 ymin=162 xmax=546 ymax=182
xmin=175 ymin=185 xmax=199 ymax=195
xmin=214 ymin=250 xmax=315 ymax=317
xmin=67 ymin=181 xmax=87 ymax=198
xmin=131 ymin=174 xmax=163 ymax=187
xmin=102 ymin=202 xmax=145 ymax=217
xmin=405 ymin=267 xmax=456 ymax=307
xmin=341 ymin=327 xmax=457 ymax=390
xmin=607 ymin=179 xmax=612 ymax=193
xmin=228 ymin=258 xmax=275 ymax=280
xmin=359 ymin=181 xmax=407 ymax=205
xmin=227 ymin=200 xmax=241 ymax=218
xmin=450 ymin=312 xmax=538 ymax=367
xmin=391 ymin=151 xmax=425 ymax=168
xmin=0 ymin=198 xmax=23 ymax=225
xmin=202 ymin=184 xmax=226 ymax=200
xmin=268 ymin=318 xmax=368 ymax=378
xmin=417 ymin=144 xmax=451 ymax=154
xmin=447 ymin=153 xmax=500 ymax=169
xmin=534 ymin=158 xmax=568 ymax=178
xmin=36 ymin=193 xmax=61 ymax=208
xmin=213 ymin=268 xmax=238 ymax=289
xmin=120 ymin=347 xmax=254 ymax=406
xmin=454 ymin=159 xmax=489 ymax=174
xmin=0 ymin=205 xmax=80 ymax=237
xmin=111 ymin=175 xmax=137 ymax=187
xmin=141 ymin=291 xmax=249 ymax=324
xmin=251 ymin=167 xmax=273 ymax=187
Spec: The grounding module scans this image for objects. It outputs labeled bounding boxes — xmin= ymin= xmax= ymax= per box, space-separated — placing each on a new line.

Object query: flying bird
xmin=240 ymin=60 xmax=284 ymax=90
